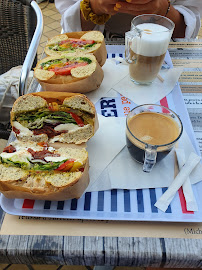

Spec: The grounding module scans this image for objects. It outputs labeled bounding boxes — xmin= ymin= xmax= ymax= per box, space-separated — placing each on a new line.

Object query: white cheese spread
xmin=1 ymin=150 xmax=32 ymax=163
xmin=44 ymin=156 xmax=68 ymax=162
xmin=13 ymin=121 xmax=33 ymax=136
xmin=54 ymin=123 xmax=81 ymax=132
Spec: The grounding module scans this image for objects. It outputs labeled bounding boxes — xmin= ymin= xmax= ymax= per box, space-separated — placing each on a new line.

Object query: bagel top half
xmin=45 ymin=31 xmax=104 ymax=55
xmin=44 ymin=31 xmax=107 ymax=66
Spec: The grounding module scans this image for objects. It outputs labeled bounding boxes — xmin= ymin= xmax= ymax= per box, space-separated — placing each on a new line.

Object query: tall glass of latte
xmin=126 ymin=104 xmax=183 ymax=173
xmin=125 ymin=14 xmax=175 ymax=85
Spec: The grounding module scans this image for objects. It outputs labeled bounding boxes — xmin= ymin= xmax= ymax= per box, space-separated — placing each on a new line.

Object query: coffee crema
xmin=127 ymin=112 xmax=180 ymax=148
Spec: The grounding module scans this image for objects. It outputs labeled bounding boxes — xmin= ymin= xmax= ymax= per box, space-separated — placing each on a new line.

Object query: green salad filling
xmin=0 ymin=156 xmax=67 ymax=171
xmin=41 ymin=57 xmax=92 ymax=70
xmin=15 ymin=110 xmax=77 ymax=130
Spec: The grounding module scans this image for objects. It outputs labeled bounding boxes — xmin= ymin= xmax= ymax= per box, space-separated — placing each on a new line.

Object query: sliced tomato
xmin=60 ymin=39 xmax=72 ymax=45
xmin=59 ymin=39 xmax=80 ymax=45
xmin=69 ymin=38 xmax=81 ymax=42
xmin=51 ymin=62 xmax=88 ymax=76
xmin=69 ymin=38 xmax=95 ymax=45
xmin=69 ymin=112 xmax=84 ymax=127
xmin=55 ymin=159 xmax=75 ymax=172
xmin=60 ymin=39 xmax=95 ymax=45
xmin=81 ymin=39 xmax=95 ymax=44
xmin=53 ymin=66 xmax=72 ymax=75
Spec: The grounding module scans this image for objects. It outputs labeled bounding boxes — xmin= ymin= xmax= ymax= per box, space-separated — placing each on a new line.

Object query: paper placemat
xmin=1 ymin=214 xmax=202 ymax=240
xmin=111 ymin=67 xmax=183 ymax=105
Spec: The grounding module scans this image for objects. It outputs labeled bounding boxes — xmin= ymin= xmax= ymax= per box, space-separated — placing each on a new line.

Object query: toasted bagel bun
xmin=11 ymin=92 xmax=98 ymax=144
xmin=34 ymin=53 xmax=104 ymax=93
xmin=45 ymin=31 xmax=107 ymax=66
xmin=0 ymin=141 xmax=89 ymax=200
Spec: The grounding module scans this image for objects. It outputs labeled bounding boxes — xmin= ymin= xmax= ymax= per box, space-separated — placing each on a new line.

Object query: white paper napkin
xmin=86 ymin=114 xmax=126 ymax=191
xmin=112 ymin=66 xmax=183 ymax=105
xmin=86 ymin=56 xmax=182 ymax=106
xmin=88 ymin=145 xmax=175 ymax=192
xmin=86 ymin=60 xmax=128 ymax=104
xmin=86 ymin=113 xmax=202 ymax=192
xmin=86 ymin=113 xmax=175 ymax=192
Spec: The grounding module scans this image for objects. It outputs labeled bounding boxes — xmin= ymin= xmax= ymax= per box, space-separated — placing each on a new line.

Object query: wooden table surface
xmin=0 ymin=40 xmax=202 ymax=268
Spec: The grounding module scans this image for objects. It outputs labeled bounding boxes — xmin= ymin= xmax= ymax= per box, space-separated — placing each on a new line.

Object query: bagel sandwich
xmin=34 ymin=53 xmax=104 ymax=93
xmin=11 ymin=92 xmax=98 ymax=144
xmin=45 ymin=31 xmax=107 ymax=66
xmin=0 ymin=141 xmax=89 ymax=200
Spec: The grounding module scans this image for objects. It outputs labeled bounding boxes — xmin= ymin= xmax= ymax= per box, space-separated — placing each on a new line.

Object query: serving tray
xmin=1 ymin=46 xmax=202 ymax=222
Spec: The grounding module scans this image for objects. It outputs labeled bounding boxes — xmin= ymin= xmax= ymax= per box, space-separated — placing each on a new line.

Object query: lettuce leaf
xmin=16 ymin=111 xmax=77 ymax=129
xmin=32 ymin=160 xmax=66 ymax=171
xmin=1 ymin=158 xmax=31 ymax=170
xmin=0 ymin=157 xmax=67 ymax=171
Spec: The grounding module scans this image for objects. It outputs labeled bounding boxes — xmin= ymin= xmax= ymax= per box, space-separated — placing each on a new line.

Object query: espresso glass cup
xmin=125 ymin=14 xmax=175 ymax=85
xmin=126 ymin=104 xmax=183 ymax=173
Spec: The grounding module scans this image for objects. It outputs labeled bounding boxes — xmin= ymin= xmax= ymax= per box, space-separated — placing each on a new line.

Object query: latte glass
xmin=125 ymin=14 xmax=175 ymax=85
xmin=126 ymin=104 xmax=183 ymax=173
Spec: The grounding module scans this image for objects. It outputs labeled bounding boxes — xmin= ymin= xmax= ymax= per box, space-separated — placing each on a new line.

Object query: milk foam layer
xmin=131 ymin=23 xmax=171 ymax=57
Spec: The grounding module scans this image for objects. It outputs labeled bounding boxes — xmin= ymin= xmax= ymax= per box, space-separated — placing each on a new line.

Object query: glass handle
xmin=125 ymin=30 xmax=137 ymax=64
xmin=143 ymin=145 xmax=157 ymax=173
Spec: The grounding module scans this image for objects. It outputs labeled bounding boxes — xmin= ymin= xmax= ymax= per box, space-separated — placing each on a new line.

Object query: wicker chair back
xmin=0 ymin=0 xmax=37 ymax=74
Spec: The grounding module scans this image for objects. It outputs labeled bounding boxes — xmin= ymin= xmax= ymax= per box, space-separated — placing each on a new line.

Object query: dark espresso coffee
xmin=126 ymin=112 xmax=180 ymax=164
xmin=129 ymin=51 xmax=166 ymax=84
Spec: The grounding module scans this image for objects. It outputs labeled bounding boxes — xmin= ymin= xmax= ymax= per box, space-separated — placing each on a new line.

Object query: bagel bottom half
xmin=38 ymin=62 xmax=104 ymax=93
xmin=0 ymin=159 xmax=89 ymax=201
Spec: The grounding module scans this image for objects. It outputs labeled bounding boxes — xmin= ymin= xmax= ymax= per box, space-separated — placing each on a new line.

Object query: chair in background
xmin=0 ymin=0 xmax=43 ymax=139
xmin=0 ymin=0 xmax=37 ymax=74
